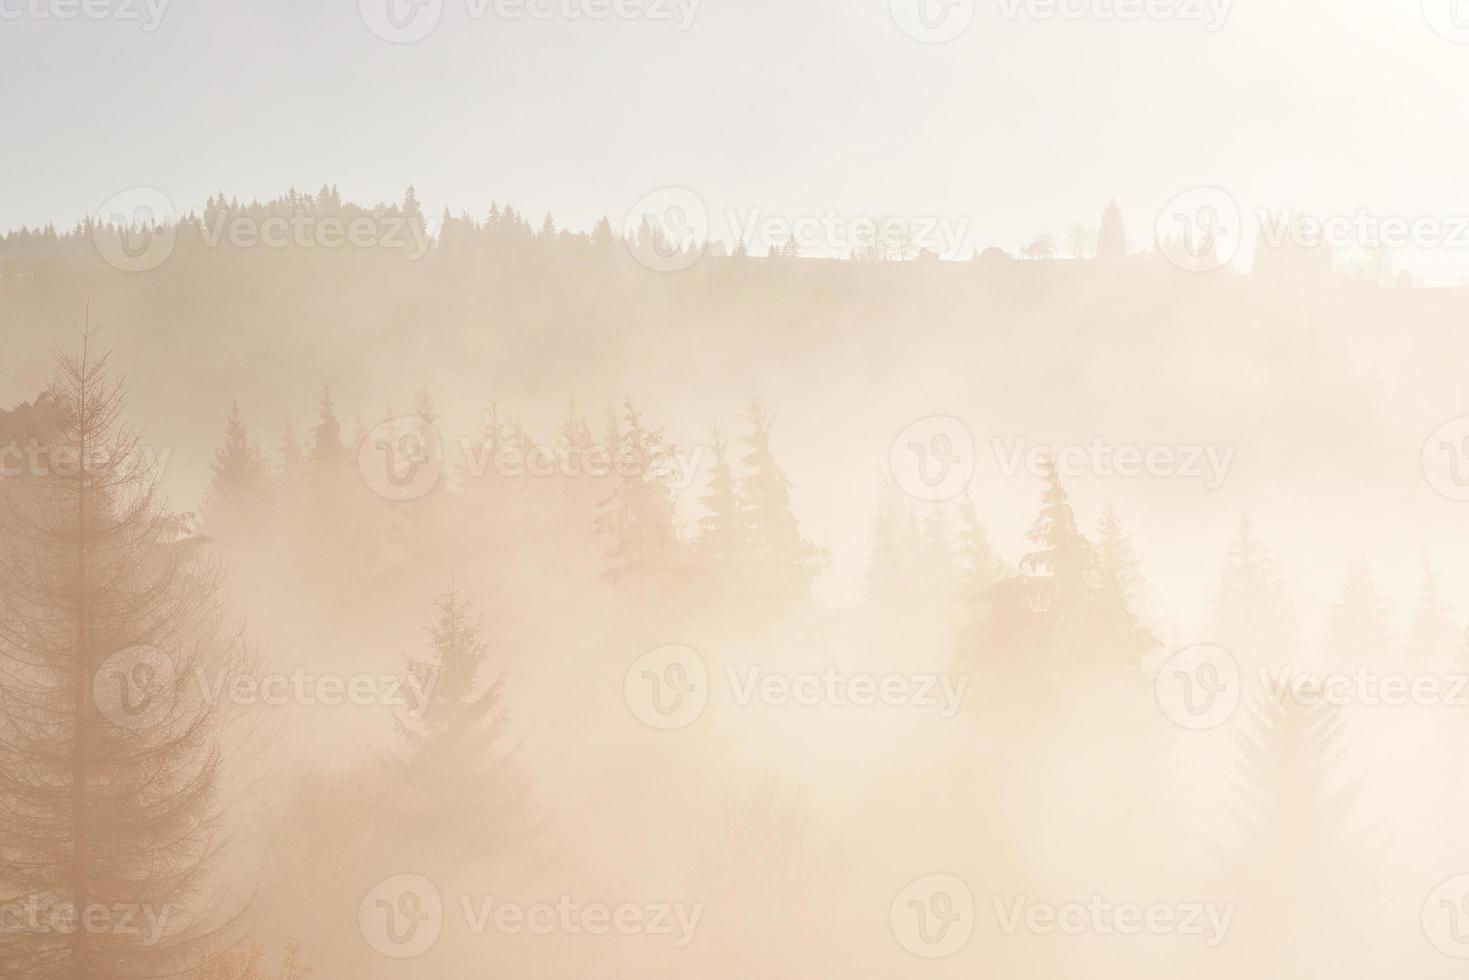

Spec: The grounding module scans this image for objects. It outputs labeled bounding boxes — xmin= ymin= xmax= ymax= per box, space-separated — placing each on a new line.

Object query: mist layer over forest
xmin=2 ymin=190 xmax=1468 ymax=978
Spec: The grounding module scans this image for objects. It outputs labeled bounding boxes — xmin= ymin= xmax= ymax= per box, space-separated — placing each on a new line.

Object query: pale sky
xmin=5 ymin=0 xmax=1469 ymax=278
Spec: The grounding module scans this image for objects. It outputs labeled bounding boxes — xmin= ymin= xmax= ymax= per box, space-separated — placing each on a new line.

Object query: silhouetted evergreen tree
xmin=738 ymin=394 xmax=824 ymax=605
xmin=1222 ymin=691 xmax=1380 ymax=977
xmin=696 ymin=424 xmax=744 ymax=579
xmin=1322 ymin=560 xmax=1394 ymax=671
xmin=200 ymin=401 xmax=270 ymax=539
xmin=392 ymin=576 xmax=525 ymax=863
xmin=0 ymin=333 xmax=243 ymax=979
xmin=1207 ymin=516 xmax=1297 ymax=668
xmin=1096 ymin=198 xmax=1126 ymax=261
xmin=595 ymin=399 xmax=681 ymax=599
xmin=1406 ymin=558 xmax=1457 ymax=668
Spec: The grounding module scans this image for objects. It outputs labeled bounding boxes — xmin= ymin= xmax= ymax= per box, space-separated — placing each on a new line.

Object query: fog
xmin=6 ymin=3 xmax=1469 ymax=978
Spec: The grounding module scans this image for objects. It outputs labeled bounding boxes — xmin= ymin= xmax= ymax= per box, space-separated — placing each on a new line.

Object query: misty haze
xmin=5 ymin=1 xmax=1469 ymax=977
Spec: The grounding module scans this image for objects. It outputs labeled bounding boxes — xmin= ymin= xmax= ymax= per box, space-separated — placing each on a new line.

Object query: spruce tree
xmin=1223 ymin=691 xmax=1379 ymax=977
xmin=696 ymin=424 xmax=744 ymax=580
xmin=307 ymin=387 xmax=345 ymax=473
xmin=1092 ymin=505 xmax=1158 ymax=664
xmin=864 ymin=473 xmax=912 ymax=601
xmin=737 ymin=394 xmax=823 ymax=604
xmin=200 ymin=401 xmax=269 ymax=539
xmin=393 ymin=577 xmax=523 ymax=864
xmin=1406 ymin=559 xmax=1457 ymax=668
xmin=953 ymin=494 xmax=1003 ymax=603
xmin=594 ymin=399 xmax=680 ymax=599
xmin=1096 ymin=198 xmax=1126 ymax=261
xmin=1207 ymin=515 xmax=1297 ymax=667
xmin=1322 ymin=560 xmax=1394 ymax=672
xmin=0 ymin=334 xmax=242 ymax=979
xmin=1018 ymin=454 xmax=1095 ymax=642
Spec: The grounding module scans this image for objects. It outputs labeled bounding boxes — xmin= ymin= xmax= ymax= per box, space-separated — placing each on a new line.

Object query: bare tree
xmin=1066 ymin=223 xmax=1094 ymax=259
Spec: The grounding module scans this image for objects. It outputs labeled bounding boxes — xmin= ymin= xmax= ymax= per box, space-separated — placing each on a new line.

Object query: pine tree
xmin=912 ymin=503 xmax=955 ymax=602
xmin=401 ymin=185 xmax=423 ymax=230
xmin=975 ymin=458 xmax=1098 ymax=674
xmin=1406 ymin=558 xmax=1457 ymax=669
xmin=696 ymin=424 xmax=744 ymax=578
xmin=558 ymin=399 xmax=593 ymax=453
xmin=393 ymin=576 xmax=524 ymax=864
xmin=1223 ymin=691 xmax=1379 ymax=977
xmin=738 ymin=394 xmax=824 ymax=604
xmin=595 ymin=399 xmax=681 ymax=599
xmin=0 ymin=332 xmax=242 ymax=979
xmin=308 ymin=387 xmax=345 ymax=472
xmin=1018 ymin=454 xmax=1094 ymax=613
xmin=200 ymin=401 xmax=269 ymax=539
xmin=590 ymin=216 xmax=614 ymax=254
xmin=1322 ymin=560 xmax=1394 ymax=672
xmin=864 ymin=473 xmax=912 ymax=600
xmin=953 ymin=493 xmax=1003 ymax=601
xmin=1092 ymin=505 xmax=1158 ymax=663
xmin=1208 ymin=515 xmax=1297 ymax=667
xmin=274 ymin=412 xmax=306 ymax=503
xmin=1096 ymin=198 xmax=1126 ymax=261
